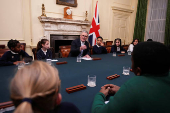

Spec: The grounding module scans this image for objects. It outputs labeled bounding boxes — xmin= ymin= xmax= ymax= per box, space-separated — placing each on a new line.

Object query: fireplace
xmin=38 ymin=16 xmax=91 ymax=57
xmin=50 ymin=34 xmax=79 ymax=53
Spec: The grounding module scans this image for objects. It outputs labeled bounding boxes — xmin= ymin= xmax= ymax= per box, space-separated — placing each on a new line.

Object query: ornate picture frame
xmin=56 ymin=0 xmax=77 ymax=7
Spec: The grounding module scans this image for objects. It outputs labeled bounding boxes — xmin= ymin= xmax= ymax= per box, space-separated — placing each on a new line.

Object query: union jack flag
xmin=88 ymin=1 xmax=100 ymax=46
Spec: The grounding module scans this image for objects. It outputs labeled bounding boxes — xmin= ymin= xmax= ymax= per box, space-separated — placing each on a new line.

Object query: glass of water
xmin=77 ymin=56 xmax=81 ymax=62
xmin=87 ymin=75 xmax=96 ymax=87
xmin=18 ymin=62 xmax=25 ymax=70
xmin=113 ymin=52 xmax=116 ymax=56
xmin=128 ymin=51 xmax=131 ymax=55
xmin=123 ymin=66 xmax=130 ymax=75
xmin=46 ymin=59 xmax=52 ymax=65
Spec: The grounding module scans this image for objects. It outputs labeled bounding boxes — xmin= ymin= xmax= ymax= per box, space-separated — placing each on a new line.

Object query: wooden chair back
xmin=106 ymin=41 xmax=113 ymax=46
xmin=59 ymin=45 xmax=71 ymax=58
xmin=0 ymin=49 xmax=10 ymax=58
xmin=105 ymin=45 xmax=112 ymax=53
xmin=122 ymin=45 xmax=129 ymax=51
xmin=0 ymin=45 xmax=5 ymax=49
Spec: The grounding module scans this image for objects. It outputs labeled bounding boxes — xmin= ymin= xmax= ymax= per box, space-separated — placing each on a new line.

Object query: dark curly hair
xmin=131 ymin=38 xmax=140 ymax=45
xmin=7 ymin=39 xmax=20 ymax=50
xmin=133 ymin=41 xmax=170 ymax=75
xmin=97 ymin=36 xmax=103 ymax=40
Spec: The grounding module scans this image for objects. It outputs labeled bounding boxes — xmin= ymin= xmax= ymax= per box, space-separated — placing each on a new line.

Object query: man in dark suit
xmin=69 ymin=30 xmax=91 ymax=58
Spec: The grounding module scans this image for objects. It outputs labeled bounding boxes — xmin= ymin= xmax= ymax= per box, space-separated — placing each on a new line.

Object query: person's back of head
xmin=10 ymin=61 xmax=60 ymax=113
xmin=132 ymin=41 xmax=170 ymax=75
xmin=147 ymin=39 xmax=153 ymax=41
xmin=7 ymin=39 xmax=20 ymax=50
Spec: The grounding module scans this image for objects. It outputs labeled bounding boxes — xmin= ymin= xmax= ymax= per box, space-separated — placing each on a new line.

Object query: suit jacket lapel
xmin=77 ymin=38 xmax=81 ymax=47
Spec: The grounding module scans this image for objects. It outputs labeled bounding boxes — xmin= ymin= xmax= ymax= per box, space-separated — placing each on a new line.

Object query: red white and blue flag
xmin=88 ymin=1 xmax=100 ymax=46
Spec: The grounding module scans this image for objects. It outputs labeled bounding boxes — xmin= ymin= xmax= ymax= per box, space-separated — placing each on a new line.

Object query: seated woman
xmin=10 ymin=61 xmax=81 ymax=113
xmin=111 ymin=38 xmax=125 ymax=53
xmin=127 ymin=38 xmax=139 ymax=52
xmin=36 ymin=39 xmax=52 ymax=60
xmin=92 ymin=41 xmax=170 ymax=113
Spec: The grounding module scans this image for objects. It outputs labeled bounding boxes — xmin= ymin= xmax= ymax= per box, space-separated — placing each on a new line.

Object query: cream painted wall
xmin=30 ymin=0 xmax=93 ymax=47
xmin=0 ymin=0 xmax=32 ymax=55
xmin=0 ymin=0 xmax=138 ymax=56
xmin=92 ymin=0 xmax=138 ymax=45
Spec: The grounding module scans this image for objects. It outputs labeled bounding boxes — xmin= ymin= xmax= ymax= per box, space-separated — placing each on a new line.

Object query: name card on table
xmin=56 ymin=61 xmax=67 ymax=65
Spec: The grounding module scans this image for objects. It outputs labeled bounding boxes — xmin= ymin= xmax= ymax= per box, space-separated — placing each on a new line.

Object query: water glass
xmin=87 ymin=75 xmax=96 ymax=87
xmin=128 ymin=51 xmax=131 ymax=55
xmin=77 ymin=56 xmax=81 ymax=62
xmin=113 ymin=52 xmax=116 ymax=56
xmin=46 ymin=59 xmax=52 ymax=65
xmin=18 ymin=62 xmax=25 ymax=69
xmin=123 ymin=66 xmax=130 ymax=75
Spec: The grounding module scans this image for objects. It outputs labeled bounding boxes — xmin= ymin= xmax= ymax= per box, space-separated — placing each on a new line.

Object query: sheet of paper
xmin=81 ymin=57 xmax=93 ymax=60
xmin=51 ymin=59 xmax=58 ymax=61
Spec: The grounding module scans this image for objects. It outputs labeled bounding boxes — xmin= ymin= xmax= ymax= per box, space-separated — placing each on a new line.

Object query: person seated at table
xmin=10 ymin=61 xmax=81 ymax=113
xmin=92 ymin=41 xmax=170 ymax=113
xmin=36 ymin=39 xmax=52 ymax=60
xmin=111 ymin=38 xmax=125 ymax=53
xmin=127 ymin=38 xmax=139 ymax=52
xmin=69 ymin=30 xmax=91 ymax=58
xmin=0 ymin=39 xmax=30 ymax=66
xmin=93 ymin=36 xmax=107 ymax=54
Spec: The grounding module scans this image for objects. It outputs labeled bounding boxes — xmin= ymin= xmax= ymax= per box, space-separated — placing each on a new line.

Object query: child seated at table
xmin=127 ymin=38 xmax=139 ymax=52
xmin=92 ymin=41 xmax=170 ymax=113
xmin=0 ymin=39 xmax=30 ymax=66
xmin=10 ymin=61 xmax=81 ymax=113
xmin=93 ymin=36 xmax=107 ymax=54
xmin=36 ymin=39 xmax=52 ymax=60
xmin=111 ymin=38 xmax=125 ymax=53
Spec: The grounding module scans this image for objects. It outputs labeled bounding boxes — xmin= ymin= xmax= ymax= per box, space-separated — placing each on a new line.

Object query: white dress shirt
xmin=127 ymin=44 xmax=134 ymax=52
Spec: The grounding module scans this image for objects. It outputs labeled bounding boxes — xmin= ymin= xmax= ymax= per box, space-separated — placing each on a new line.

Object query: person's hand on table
xmin=103 ymin=84 xmax=120 ymax=95
xmin=100 ymin=86 xmax=110 ymax=96
xmin=13 ymin=61 xmax=25 ymax=65
xmin=84 ymin=54 xmax=91 ymax=58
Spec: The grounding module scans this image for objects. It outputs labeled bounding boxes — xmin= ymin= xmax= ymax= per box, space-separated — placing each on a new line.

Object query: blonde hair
xmin=10 ymin=61 xmax=60 ymax=113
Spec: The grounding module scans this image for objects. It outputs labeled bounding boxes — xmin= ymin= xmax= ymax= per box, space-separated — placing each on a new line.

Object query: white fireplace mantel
xmin=38 ymin=16 xmax=91 ymax=43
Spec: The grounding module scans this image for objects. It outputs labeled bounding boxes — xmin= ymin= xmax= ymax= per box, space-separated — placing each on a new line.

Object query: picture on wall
xmin=56 ymin=0 xmax=77 ymax=7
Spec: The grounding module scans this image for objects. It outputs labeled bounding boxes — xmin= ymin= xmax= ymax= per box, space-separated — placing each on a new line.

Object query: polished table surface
xmin=0 ymin=53 xmax=135 ymax=113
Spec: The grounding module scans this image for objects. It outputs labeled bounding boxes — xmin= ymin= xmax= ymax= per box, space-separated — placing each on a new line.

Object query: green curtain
xmin=133 ymin=0 xmax=148 ymax=42
xmin=164 ymin=0 xmax=170 ymax=46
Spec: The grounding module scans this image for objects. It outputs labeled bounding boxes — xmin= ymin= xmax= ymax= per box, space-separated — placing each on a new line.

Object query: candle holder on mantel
xmin=41 ymin=4 xmax=47 ymax=17
xmin=85 ymin=11 xmax=88 ymax=21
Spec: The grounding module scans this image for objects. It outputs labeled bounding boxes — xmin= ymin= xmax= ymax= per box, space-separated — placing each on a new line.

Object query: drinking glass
xmin=87 ymin=75 xmax=96 ymax=87
xmin=46 ymin=59 xmax=52 ymax=65
xmin=77 ymin=56 xmax=81 ymax=62
xmin=18 ymin=62 xmax=25 ymax=69
xmin=128 ymin=51 xmax=131 ymax=55
xmin=113 ymin=52 xmax=116 ymax=56
xmin=123 ymin=66 xmax=130 ymax=75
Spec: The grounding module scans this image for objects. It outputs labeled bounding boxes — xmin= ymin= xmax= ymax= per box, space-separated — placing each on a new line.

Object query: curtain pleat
xmin=133 ymin=0 xmax=148 ymax=41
